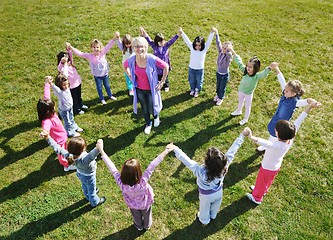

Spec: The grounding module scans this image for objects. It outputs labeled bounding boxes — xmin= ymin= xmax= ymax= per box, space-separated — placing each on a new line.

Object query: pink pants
xmin=252 ymin=166 xmax=280 ymax=202
xmin=57 ymin=143 xmax=69 ymax=167
xmin=237 ymin=91 xmax=253 ymax=121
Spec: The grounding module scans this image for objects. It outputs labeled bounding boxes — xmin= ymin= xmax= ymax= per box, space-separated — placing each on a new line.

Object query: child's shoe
xmin=194 ymin=88 xmax=199 ymax=98
xmin=78 ymin=110 xmax=85 ymax=115
xmin=190 ymin=90 xmax=195 ymax=96
xmin=239 ymin=119 xmax=248 ymax=126
xmin=64 ymin=165 xmax=77 ymax=172
xmin=93 ymin=196 xmax=106 ymax=208
xmin=129 ymin=90 xmax=134 ymax=96
xmin=164 ymin=87 xmax=170 ymax=92
xmin=144 ymin=125 xmax=152 ymax=135
xmin=76 ymin=127 xmax=83 ymax=132
xmin=153 ymin=117 xmax=160 ymax=127
xmin=81 ymin=105 xmax=89 ymax=110
xmin=73 ymin=132 xmax=80 ymax=137
xmin=101 ymin=100 xmax=107 ymax=105
xmin=246 ymin=193 xmax=262 ymax=205
xmin=231 ymin=110 xmax=242 ymax=116
xmin=257 ymin=145 xmax=266 ymax=151
xmin=110 ymin=96 xmax=117 ymax=100
xmin=133 ymin=224 xmax=143 ymax=231
xmin=216 ymin=98 xmax=223 ymax=106
xmin=213 ymin=95 xmax=219 ymax=102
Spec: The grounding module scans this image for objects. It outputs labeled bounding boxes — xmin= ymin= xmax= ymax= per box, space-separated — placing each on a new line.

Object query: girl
xmin=140 ymin=27 xmax=181 ymax=92
xmin=212 ymin=28 xmax=233 ymax=106
xmin=57 ymin=49 xmax=88 ymax=115
xmin=243 ymin=101 xmax=321 ymax=204
xmin=37 ymin=77 xmax=75 ymax=171
xmin=229 ymin=47 xmax=278 ymax=125
xmin=97 ymin=140 xmax=173 ymax=230
xmin=46 ymin=75 xmax=83 ymax=137
xmin=168 ymin=132 xmax=245 ymax=225
xmin=66 ymin=34 xmax=117 ymax=105
xmin=257 ymin=66 xmax=315 ymax=151
xmin=123 ymin=37 xmax=169 ymax=135
xmin=180 ymin=27 xmax=215 ymax=97
xmin=40 ymin=130 xmax=106 ymax=207
xmin=115 ymin=32 xmax=134 ymax=96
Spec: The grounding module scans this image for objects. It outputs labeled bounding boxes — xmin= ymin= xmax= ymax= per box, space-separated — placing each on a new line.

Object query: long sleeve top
xmin=46 ymin=136 xmax=99 ymax=176
xmin=145 ymin=34 xmax=179 ymax=75
xmin=215 ymin=34 xmax=232 ymax=74
xmin=234 ymin=54 xmax=271 ymax=94
xmin=259 ymin=111 xmax=308 ymax=171
xmin=116 ymin=40 xmax=134 ymax=63
xmin=173 ymin=134 xmax=245 ymax=192
xmin=181 ymin=31 xmax=214 ymax=70
xmin=101 ymin=154 xmax=164 ymax=210
xmin=51 ymin=84 xmax=73 ymax=111
xmin=267 ymin=72 xmax=308 ymax=137
xmin=71 ymin=39 xmax=115 ymax=77
xmin=57 ymin=50 xmax=82 ymax=89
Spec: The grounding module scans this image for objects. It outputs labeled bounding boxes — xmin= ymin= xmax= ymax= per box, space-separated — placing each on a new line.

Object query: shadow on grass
xmin=163 ymin=196 xmax=257 ymax=240
xmin=101 ymin=224 xmax=145 ymax=240
xmin=0 ymin=154 xmax=71 ymax=205
xmin=0 ymin=120 xmax=43 ymax=171
xmin=5 ymin=199 xmax=92 ymax=240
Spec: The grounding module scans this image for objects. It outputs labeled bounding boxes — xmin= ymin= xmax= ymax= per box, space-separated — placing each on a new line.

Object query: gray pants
xmin=130 ymin=206 xmax=152 ymax=230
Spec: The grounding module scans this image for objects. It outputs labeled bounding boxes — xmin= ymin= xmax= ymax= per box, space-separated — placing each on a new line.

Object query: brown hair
xmin=275 ymin=120 xmax=296 ymax=141
xmin=67 ymin=137 xmax=87 ymax=165
xmin=122 ymin=34 xmax=133 ymax=55
xmin=120 ymin=158 xmax=142 ymax=186
xmin=205 ymin=147 xmax=228 ymax=181
xmin=37 ymin=98 xmax=56 ymax=122
xmin=90 ymin=39 xmax=103 ymax=48
xmin=55 ymin=73 xmax=69 ymax=90
xmin=286 ymin=80 xmax=305 ymax=97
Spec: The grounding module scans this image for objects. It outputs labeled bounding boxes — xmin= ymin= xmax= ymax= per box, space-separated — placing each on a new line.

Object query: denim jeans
xmin=136 ymin=88 xmax=157 ymax=126
xmin=76 ymin=172 xmax=100 ymax=207
xmin=188 ymin=67 xmax=204 ymax=92
xmin=58 ymin=108 xmax=78 ymax=137
xmin=94 ymin=75 xmax=112 ymax=101
xmin=70 ymin=84 xmax=83 ymax=114
xmin=216 ymin=72 xmax=230 ymax=99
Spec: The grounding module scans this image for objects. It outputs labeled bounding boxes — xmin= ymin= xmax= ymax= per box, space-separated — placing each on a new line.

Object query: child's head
xmin=37 ymin=99 xmax=56 ymax=122
xmin=57 ymin=52 xmax=69 ymax=66
xmin=132 ymin=37 xmax=149 ymax=55
xmin=122 ymin=34 xmax=133 ymax=54
xmin=221 ymin=41 xmax=232 ymax=54
xmin=275 ymin=120 xmax=296 ymax=141
xmin=205 ymin=147 xmax=228 ymax=181
xmin=192 ymin=36 xmax=205 ymax=51
xmin=55 ymin=73 xmax=70 ymax=90
xmin=67 ymin=136 xmax=87 ymax=165
xmin=154 ymin=33 xmax=165 ymax=47
xmin=120 ymin=158 xmax=142 ymax=186
xmin=90 ymin=39 xmax=103 ymax=55
xmin=284 ymin=80 xmax=304 ymax=98
xmin=245 ymin=56 xmax=261 ymax=77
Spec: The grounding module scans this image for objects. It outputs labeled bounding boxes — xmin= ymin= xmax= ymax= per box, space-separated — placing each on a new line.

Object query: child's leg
xmin=218 ymin=73 xmax=230 ymax=100
xmin=76 ymin=172 xmax=89 ymax=200
xmin=188 ymin=67 xmax=196 ymax=91
xmin=70 ymin=86 xmax=80 ymax=114
xmin=252 ymin=166 xmax=279 ymax=202
xmin=59 ymin=109 xmax=78 ymax=137
xmin=209 ymin=190 xmax=223 ymax=220
xmin=81 ymin=173 xmax=101 ymax=207
xmin=243 ymin=93 xmax=254 ymax=121
xmin=198 ymin=193 xmax=212 ymax=225
xmin=130 ymin=209 xmax=144 ymax=230
xmin=196 ymin=69 xmax=204 ymax=92
xmin=94 ymin=76 xmax=105 ymax=101
xmin=124 ymin=72 xmax=133 ymax=90
xmin=236 ymin=91 xmax=246 ymax=112
xmin=102 ymin=75 xmax=113 ymax=98
xmin=142 ymin=206 xmax=153 ymax=229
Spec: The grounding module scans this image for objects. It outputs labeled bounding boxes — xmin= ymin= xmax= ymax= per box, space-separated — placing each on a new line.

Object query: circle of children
xmin=37 ymin=26 xmax=321 ymax=230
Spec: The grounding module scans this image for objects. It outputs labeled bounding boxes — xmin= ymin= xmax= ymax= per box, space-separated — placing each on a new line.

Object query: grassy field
xmin=0 ymin=0 xmax=332 ymax=239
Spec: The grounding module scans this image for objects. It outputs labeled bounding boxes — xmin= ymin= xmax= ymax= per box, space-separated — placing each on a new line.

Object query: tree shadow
xmin=101 ymin=224 xmax=145 ymax=240
xmin=5 ymin=199 xmax=92 ymax=240
xmin=163 ymin=196 xmax=257 ymax=240
xmin=0 ymin=153 xmax=71 ymax=204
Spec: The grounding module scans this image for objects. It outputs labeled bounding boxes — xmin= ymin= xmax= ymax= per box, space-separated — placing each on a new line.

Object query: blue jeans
xmin=216 ymin=72 xmax=230 ymax=99
xmin=188 ymin=67 xmax=204 ymax=92
xmin=94 ymin=75 xmax=113 ymax=101
xmin=76 ymin=172 xmax=100 ymax=207
xmin=136 ymin=88 xmax=157 ymax=126
xmin=58 ymin=108 xmax=78 ymax=137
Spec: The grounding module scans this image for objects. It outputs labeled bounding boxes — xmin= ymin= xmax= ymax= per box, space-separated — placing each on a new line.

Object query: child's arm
xmin=243 ymin=127 xmax=275 ymax=148
xmin=171 ymin=143 xmax=201 ymax=176
xmin=225 ymin=133 xmax=245 ymax=166
xmin=294 ymin=101 xmax=321 ymax=131
xmin=115 ymin=31 xmax=123 ymax=51
xmin=40 ymin=130 xmax=70 ymax=157
xmin=100 ymin=37 xmax=116 ymax=56
xmin=164 ymin=31 xmax=180 ymax=49
xmin=66 ymin=42 xmax=91 ymax=59
xmin=140 ymin=27 xmax=155 ymax=48
xmin=254 ymin=62 xmax=278 ymax=80
xmin=43 ymin=76 xmax=52 ymax=100
xmin=275 ymin=66 xmax=286 ymax=91
xmin=203 ymin=28 xmax=215 ymax=52
xmin=179 ymin=28 xmax=193 ymax=50
xmin=58 ymin=57 xmax=69 ymax=78
xmin=214 ymin=28 xmax=221 ymax=53
xmin=296 ymin=98 xmax=315 ymax=107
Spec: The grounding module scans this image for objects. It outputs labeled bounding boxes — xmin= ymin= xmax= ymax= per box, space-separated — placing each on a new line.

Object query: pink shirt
xmin=124 ymin=58 xmax=168 ymax=90
xmin=58 ymin=50 xmax=82 ymax=89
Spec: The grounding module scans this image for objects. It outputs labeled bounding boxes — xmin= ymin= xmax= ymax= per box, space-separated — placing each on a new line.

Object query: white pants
xmin=236 ymin=91 xmax=254 ymax=121
xmin=198 ymin=189 xmax=223 ymax=225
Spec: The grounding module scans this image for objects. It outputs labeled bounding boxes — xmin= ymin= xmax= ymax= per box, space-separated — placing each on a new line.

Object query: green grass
xmin=0 ymin=0 xmax=332 ymax=239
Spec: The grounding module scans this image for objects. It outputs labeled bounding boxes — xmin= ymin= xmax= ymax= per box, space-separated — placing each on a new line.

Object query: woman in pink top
xmin=97 ymin=140 xmax=173 ymax=231
xmin=37 ymin=77 xmax=76 ymax=171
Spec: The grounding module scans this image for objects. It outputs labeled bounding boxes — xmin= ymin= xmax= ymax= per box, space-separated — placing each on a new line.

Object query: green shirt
xmin=234 ymin=54 xmax=271 ymax=94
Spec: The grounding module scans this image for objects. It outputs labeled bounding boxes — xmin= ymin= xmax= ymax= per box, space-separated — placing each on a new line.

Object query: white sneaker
xmin=76 ymin=127 xmax=83 ymax=132
xmin=64 ymin=165 xmax=77 ymax=172
xmin=194 ymin=91 xmax=199 ymax=98
xmin=101 ymin=100 xmax=107 ymax=105
xmin=73 ymin=132 xmax=80 ymax=137
xmin=213 ymin=95 xmax=219 ymax=102
xmin=144 ymin=125 xmax=152 ymax=134
xmin=110 ymin=96 xmax=117 ymax=100
xmin=78 ymin=110 xmax=85 ymax=115
xmin=153 ymin=117 xmax=160 ymax=127
xmin=231 ymin=110 xmax=242 ymax=116
xmin=246 ymin=193 xmax=262 ymax=205
xmin=129 ymin=90 xmax=134 ymax=96
xmin=81 ymin=105 xmax=89 ymax=109
xmin=257 ymin=145 xmax=266 ymax=151
xmin=164 ymin=87 xmax=170 ymax=92
xmin=190 ymin=90 xmax=195 ymax=96
xmin=239 ymin=119 xmax=248 ymax=126
xmin=216 ymin=98 xmax=223 ymax=106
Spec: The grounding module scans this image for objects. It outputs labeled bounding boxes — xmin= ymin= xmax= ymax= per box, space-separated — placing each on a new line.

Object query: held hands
xmin=96 ymin=139 xmax=104 ymax=154
xmin=269 ymin=62 xmax=279 ymax=71
xmin=40 ymin=130 xmax=50 ymax=139
xmin=44 ymin=76 xmax=53 ymax=85
xmin=211 ymin=27 xmax=217 ymax=34
xmin=242 ymin=127 xmax=252 ymax=137
xmin=178 ymin=27 xmax=183 ymax=35
xmin=166 ymin=142 xmax=176 ymax=153
xmin=155 ymin=81 xmax=164 ymax=90
xmin=139 ymin=27 xmax=147 ymax=37
xmin=114 ymin=31 xmax=120 ymax=40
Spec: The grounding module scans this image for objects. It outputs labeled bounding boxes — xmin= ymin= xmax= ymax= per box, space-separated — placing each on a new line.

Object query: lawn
xmin=0 ymin=0 xmax=332 ymax=239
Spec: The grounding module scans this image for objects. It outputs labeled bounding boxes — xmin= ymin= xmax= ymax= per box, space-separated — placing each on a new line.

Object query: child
xmin=179 ymin=27 xmax=215 ymax=97
xmin=57 ymin=49 xmax=88 ymax=115
xmin=243 ymin=100 xmax=321 ymax=205
xmin=46 ymin=75 xmax=83 ymax=137
xmin=212 ymin=28 xmax=233 ymax=106
xmin=40 ymin=130 xmax=106 ymax=207
xmin=140 ymin=27 xmax=180 ymax=92
xmin=37 ymin=77 xmax=75 ymax=171
xmin=229 ymin=47 xmax=278 ymax=125
xmin=66 ymin=34 xmax=117 ymax=105
xmin=168 ymin=132 xmax=246 ymax=225
xmin=97 ymin=140 xmax=173 ymax=230
xmin=115 ymin=32 xmax=134 ymax=96
xmin=257 ymin=66 xmax=315 ymax=151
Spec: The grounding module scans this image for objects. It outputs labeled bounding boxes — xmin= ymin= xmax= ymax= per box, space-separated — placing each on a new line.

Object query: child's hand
xmin=40 ymin=130 xmax=49 ymax=139
xmin=139 ymin=27 xmax=146 ymax=37
xmin=269 ymin=62 xmax=279 ymax=70
xmin=275 ymin=66 xmax=281 ymax=74
xmin=309 ymin=101 xmax=321 ymax=109
xmin=65 ymin=42 xmax=71 ymax=50
xmin=61 ymin=57 xmax=68 ymax=64
xmin=242 ymin=127 xmax=252 ymax=137
xmin=96 ymin=139 xmax=104 ymax=152
xmin=166 ymin=142 xmax=175 ymax=152
xmin=178 ymin=27 xmax=183 ymax=35
xmin=211 ymin=27 xmax=217 ymax=33
xmin=44 ymin=76 xmax=53 ymax=84
xmin=114 ymin=31 xmax=120 ymax=40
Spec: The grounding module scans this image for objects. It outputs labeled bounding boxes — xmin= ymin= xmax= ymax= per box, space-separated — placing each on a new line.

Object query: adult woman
xmin=124 ymin=37 xmax=169 ymax=134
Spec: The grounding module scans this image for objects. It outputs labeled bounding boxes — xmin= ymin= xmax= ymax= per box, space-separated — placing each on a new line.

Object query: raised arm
xmin=40 ymin=130 xmax=70 ymax=157
xmin=96 ymin=140 xmax=121 ymax=180
xmin=180 ymin=28 xmax=193 ymax=50
xmin=43 ymin=76 xmax=52 ymax=100
xmin=225 ymin=133 xmax=245 ymax=166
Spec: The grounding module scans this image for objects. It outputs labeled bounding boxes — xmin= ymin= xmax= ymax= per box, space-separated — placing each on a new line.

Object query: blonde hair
xmin=90 ymin=39 xmax=103 ymax=48
xmin=132 ymin=37 xmax=148 ymax=53
xmin=286 ymin=80 xmax=304 ymax=97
